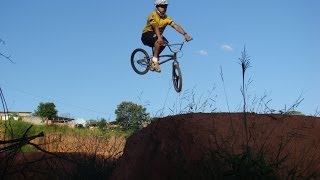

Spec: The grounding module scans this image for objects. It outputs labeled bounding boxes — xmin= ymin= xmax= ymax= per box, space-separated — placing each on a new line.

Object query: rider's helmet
xmin=154 ymin=0 xmax=168 ymax=17
xmin=154 ymin=0 xmax=169 ymax=6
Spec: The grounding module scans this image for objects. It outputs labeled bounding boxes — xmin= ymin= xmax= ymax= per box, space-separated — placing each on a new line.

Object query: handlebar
xmin=166 ymin=38 xmax=192 ymax=53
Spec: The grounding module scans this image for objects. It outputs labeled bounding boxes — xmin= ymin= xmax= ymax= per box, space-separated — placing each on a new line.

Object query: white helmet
xmin=154 ymin=0 xmax=169 ymax=6
xmin=154 ymin=0 xmax=168 ymax=17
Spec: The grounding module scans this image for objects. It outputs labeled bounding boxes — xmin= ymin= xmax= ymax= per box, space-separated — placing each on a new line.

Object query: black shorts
xmin=141 ymin=31 xmax=168 ymax=47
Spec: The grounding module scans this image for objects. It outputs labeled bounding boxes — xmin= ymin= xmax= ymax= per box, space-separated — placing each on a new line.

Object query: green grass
xmin=0 ymin=119 xmax=133 ymax=139
xmin=0 ymin=119 xmax=133 ymax=155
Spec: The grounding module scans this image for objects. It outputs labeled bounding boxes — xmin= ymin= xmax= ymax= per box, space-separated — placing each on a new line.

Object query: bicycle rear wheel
xmin=131 ymin=48 xmax=150 ymax=75
xmin=172 ymin=62 xmax=182 ymax=92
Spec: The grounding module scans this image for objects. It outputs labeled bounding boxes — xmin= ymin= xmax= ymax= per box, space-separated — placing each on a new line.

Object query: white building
xmin=0 ymin=111 xmax=32 ymax=121
xmin=0 ymin=111 xmax=74 ymax=125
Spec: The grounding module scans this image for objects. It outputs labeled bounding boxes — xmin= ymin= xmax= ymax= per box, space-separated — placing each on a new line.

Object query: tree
xmin=85 ymin=119 xmax=98 ymax=128
xmin=34 ymin=102 xmax=58 ymax=119
xmin=97 ymin=118 xmax=107 ymax=129
xmin=85 ymin=118 xmax=108 ymax=130
xmin=115 ymin=101 xmax=150 ymax=129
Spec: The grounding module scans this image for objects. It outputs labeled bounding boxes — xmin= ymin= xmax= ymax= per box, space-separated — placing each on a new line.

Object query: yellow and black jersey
xmin=142 ymin=11 xmax=175 ymax=34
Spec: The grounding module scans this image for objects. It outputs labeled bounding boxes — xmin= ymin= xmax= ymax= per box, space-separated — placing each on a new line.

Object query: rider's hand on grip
xmin=183 ymin=33 xmax=192 ymax=42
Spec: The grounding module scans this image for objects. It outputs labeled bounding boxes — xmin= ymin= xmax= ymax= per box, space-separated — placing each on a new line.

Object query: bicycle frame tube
xmin=150 ymin=40 xmax=187 ymax=65
xmin=158 ymin=54 xmax=176 ymax=65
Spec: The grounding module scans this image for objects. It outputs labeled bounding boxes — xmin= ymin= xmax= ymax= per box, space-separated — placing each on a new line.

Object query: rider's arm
xmin=151 ymin=23 xmax=164 ymax=43
xmin=172 ymin=24 xmax=192 ymax=41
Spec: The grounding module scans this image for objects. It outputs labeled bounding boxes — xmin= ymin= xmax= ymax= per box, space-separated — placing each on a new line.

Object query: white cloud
xmin=221 ymin=44 xmax=234 ymax=52
xmin=74 ymin=118 xmax=86 ymax=125
xmin=197 ymin=50 xmax=209 ymax=56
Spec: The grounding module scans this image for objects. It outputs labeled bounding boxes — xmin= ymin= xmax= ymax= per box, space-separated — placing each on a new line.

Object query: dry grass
xmin=1 ymin=132 xmax=126 ymax=179
xmin=35 ymin=133 xmax=125 ymax=158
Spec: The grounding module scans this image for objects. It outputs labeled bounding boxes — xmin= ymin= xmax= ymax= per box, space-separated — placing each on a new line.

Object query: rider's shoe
xmin=153 ymin=61 xmax=161 ymax=73
xmin=149 ymin=61 xmax=155 ymax=71
xmin=150 ymin=61 xmax=161 ymax=73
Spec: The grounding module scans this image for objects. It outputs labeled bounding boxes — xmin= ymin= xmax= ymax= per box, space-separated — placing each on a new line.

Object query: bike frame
xmin=151 ymin=41 xmax=186 ymax=65
xmin=131 ymin=39 xmax=191 ymax=92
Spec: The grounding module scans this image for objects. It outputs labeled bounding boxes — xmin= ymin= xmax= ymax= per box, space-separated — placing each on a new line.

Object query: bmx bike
xmin=130 ymin=40 xmax=190 ymax=93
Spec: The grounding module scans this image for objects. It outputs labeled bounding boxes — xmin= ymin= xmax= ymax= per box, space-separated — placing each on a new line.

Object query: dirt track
xmin=2 ymin=113 xmax=320 ymax=179
xmin=112 ymin=113 xmax=320 ymax=179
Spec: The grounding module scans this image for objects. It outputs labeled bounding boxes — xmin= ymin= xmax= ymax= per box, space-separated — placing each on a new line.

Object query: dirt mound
xmin=111 ymin=113 xmax=320 ymax=179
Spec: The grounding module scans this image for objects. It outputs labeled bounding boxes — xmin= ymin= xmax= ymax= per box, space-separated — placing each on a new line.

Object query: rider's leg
xmin=152 ymin=44 xmax=165 ymax=61
xmin=152 ymin=41 xmax=164 ymax=72
xmin=141 ymin=32 xmax=166 ymax=72
xmin=152 ymin=37 xmax=168 ymax=72
xmin=153 ymin=38 xmax=167 ymax=59
xmin=153 ymin=41 xmax=161 ymax=60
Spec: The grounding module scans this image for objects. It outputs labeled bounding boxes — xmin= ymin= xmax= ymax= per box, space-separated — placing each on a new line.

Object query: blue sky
xmin=1 ymin=0 xmax=319 ymax=122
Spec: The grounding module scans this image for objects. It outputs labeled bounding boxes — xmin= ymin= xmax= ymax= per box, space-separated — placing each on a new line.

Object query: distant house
xmin=0 ymin=111 xmax=43 ymax=124
xmin=0 ymin=112 xmax=74 ymax=125
xmin=0 ymin=111 xmax=32 ymax=121
xmin=44 ymin=116 xmax=74 ymax=125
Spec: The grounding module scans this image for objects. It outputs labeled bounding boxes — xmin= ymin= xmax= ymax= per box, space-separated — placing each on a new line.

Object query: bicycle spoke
xmin=172 ymin=63 xmax=182 ymax=92
xmin=131 ymin=48 xmax=150 ymax=75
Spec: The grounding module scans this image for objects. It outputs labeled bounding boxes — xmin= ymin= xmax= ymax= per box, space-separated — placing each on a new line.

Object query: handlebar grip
xmin=186 ymin=38 xmax=193 ymax=42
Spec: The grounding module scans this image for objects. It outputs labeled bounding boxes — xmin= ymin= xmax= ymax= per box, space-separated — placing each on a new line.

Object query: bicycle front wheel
xmin=131 ymin=48 xmax=150 ymax=75
xmin=172 ymin=62 xmax=182 ymax=92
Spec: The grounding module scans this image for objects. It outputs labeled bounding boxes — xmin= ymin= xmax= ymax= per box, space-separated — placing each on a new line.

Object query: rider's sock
xmin=152 ymin=57 xmax=158 ymax=63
